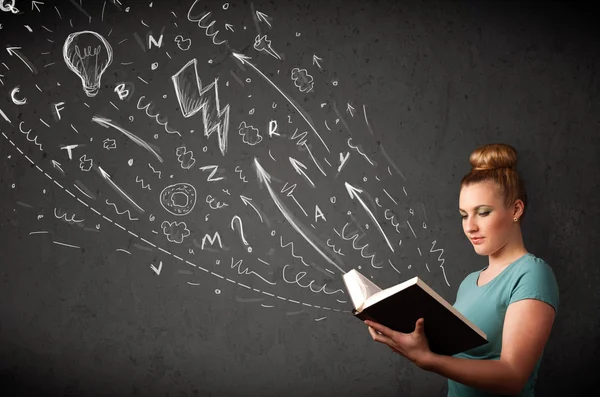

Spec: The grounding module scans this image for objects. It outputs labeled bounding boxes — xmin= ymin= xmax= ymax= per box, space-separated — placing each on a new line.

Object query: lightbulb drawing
xmin=62 ymin=30 xmax=113 ymax=97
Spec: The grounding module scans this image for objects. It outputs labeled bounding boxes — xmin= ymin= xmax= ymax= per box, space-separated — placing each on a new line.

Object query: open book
xmin=343 ymin=269 xmax=488 ymax=356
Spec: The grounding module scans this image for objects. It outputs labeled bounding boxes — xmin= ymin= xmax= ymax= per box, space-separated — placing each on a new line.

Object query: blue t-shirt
xmin=448 ymin=253 xmax=559 ymax=397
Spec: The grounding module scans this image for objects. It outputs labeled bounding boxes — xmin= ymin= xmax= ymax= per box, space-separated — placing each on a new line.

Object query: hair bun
xmin=469 ymin=143 xmax=518 ymax=172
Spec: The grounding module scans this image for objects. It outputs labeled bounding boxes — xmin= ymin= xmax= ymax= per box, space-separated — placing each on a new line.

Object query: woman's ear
xmin=513 ymin=199 xmax=525 ymax=219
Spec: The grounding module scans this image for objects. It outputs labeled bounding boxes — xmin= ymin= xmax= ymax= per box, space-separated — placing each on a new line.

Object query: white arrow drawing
xmin=31 ymin=1 xmax=44 ymax=12
xmin=346 ymin=103 xmax=355 ymax=117
xmin=232 ymin=52 xmax=330 ymax=153
xmin=225 ymin=23 xmax=234 ymax=32
xmin=240 ymin=195 xmax=265 ymax=224
xmin=150 ymin=261 xmax=162 ymax=275
xmin=345 ymin=182 xmax=395 ymax=253
xmin=51 ymin=160 xmax=64 ymax=175
xmin=97 ymin=166 xmax=145 ymax=213
xmin=255 ymin=11 xmax=272 ymax=27
xmin=6 ymin=47 xmax=37 ymax=74
xmin=289 ymin=157 xmax=315 ymax=188
xmin=312 ymin=55 xmax=323 ymax=69
xmin=254 ymin=158 xmax=344 ymax=273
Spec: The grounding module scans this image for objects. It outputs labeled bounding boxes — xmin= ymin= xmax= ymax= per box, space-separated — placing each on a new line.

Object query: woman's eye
xmin=478 ymin=211 xmax=490 ymax=216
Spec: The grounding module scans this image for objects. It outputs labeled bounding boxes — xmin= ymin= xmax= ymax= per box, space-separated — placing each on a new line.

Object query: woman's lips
xmin=471 ymin=237 xmax=484 ymax=244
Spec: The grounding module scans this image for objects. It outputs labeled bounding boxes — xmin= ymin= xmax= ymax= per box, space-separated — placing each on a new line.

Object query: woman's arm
xmin=419 ymin=298 xmax=556 ymax=395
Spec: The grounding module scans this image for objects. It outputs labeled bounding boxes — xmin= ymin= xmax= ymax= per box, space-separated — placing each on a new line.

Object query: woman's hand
xmin=365 ymin=318 xmax=433 ymax=369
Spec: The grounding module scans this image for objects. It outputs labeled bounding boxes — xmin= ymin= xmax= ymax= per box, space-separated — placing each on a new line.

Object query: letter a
xmin=315 ymin=205 xmax=326 ymax=223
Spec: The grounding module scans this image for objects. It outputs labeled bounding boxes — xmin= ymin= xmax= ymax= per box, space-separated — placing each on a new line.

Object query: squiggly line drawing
xmin=290 ymin=128 xmax=307 ymax=146
xmin=282 ymin=264 xmax=343 ymax=295
xmin=137 ymin=95 xmax=181 ymax=136
xmin=230 ymin=257 xmax=275 ymax=285
xmin=430 ymin=240 xmax=449 ymax=287
xmin=340 ymin=222 xmax=383 ymax=269
xmin=2 ymin=132 xmax=351 ymax=314
xmin=326 ymin=239 xmax=345 ymax=256
xmin=187 ymin=2 xmax=227 ymax=46
xmin=347 ymin=137 xmax=375 ymax=166
xmin=206 ymin=195 xmax=228 ymax=209
xmin=234 ymin=166 xmax=248 ymax=183
xmin=54 ymin=207 xmax=84 ymax=223
xmin=135 ymin=176 xmax=151 ymax=190
xmin=280 ymin=236 xmax=309 ymax=267
xmin=384 ymin=209 xmax=403 ymax=234
xmin=19 ymin=121 xmax=42 ymax=151
xmin=106 ymin=199 xmax=139 ymax=220
xmin=148 ymin=163 xmax=161 ymax=178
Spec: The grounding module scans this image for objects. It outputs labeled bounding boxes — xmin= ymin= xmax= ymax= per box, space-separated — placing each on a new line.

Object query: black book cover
xmin=354 ymin=283 xmax=488 ymax=356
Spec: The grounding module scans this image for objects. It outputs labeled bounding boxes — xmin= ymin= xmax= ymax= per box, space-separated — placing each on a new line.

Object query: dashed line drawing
xmin=2 ymin=97 xmax=351 ymax=315
xmin=106 ymin=199 xmax=139 ymax=221
xmin=53 ymin=240 xmax=81 ymax=249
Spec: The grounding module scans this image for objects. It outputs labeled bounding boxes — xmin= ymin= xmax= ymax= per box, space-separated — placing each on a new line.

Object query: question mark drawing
xmin=230 ymin=215 xmax=252 ymax=252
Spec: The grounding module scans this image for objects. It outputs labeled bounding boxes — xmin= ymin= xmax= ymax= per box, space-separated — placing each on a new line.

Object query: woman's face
xmin=458 ymin=181 xmax=516 ymax=256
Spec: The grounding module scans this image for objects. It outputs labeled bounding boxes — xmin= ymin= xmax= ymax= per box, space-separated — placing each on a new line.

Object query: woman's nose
xmin=465 ymin=217 xmax=478 ymax=233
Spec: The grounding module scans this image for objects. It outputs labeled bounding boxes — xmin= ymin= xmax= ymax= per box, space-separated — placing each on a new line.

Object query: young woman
xmin=364 ymin=143 xmax=559 ymax=396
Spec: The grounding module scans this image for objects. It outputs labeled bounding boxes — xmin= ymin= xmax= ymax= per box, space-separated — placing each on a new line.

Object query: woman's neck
xmin=487 ymin=231 xmax=528 ymax=271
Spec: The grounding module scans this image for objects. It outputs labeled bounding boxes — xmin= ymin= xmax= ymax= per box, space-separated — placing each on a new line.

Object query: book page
xmin=360 ymin=276 xmax=419 ymax=311
xmin=342 ymin=269 xmax=382 ymax=309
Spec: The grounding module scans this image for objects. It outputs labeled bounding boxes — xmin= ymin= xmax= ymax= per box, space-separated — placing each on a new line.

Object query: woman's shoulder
xmin=516 ymin=253 xmax=557 ymax=277
xmin=510 ymin=252 xmax=560 ymax=311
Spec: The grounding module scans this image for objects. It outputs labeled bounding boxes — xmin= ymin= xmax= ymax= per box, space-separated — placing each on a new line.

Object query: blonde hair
xmin=460 ymin=143 xmax=528 ymax=219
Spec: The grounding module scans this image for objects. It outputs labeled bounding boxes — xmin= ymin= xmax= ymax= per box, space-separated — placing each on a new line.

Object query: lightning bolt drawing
xmin=172 ymin=58 xmax=230 ymax=155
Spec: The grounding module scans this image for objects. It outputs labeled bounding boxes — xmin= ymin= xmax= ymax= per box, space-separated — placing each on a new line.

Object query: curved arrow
xmin=345 ymin=182 xmax=395 ymax=253
xmin=232 ymin=52 xmax=330 ymax=153
xmin=254 ymin=157 xmax=344 ymax=273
